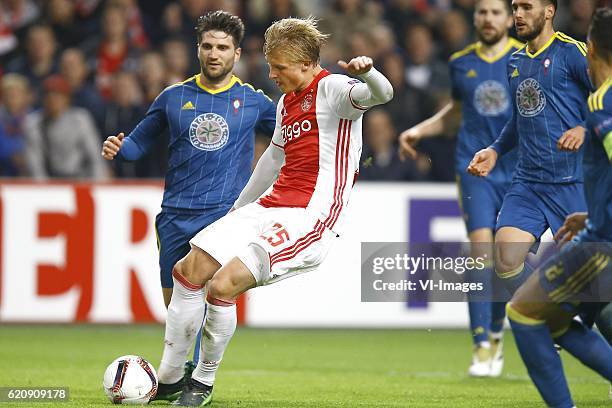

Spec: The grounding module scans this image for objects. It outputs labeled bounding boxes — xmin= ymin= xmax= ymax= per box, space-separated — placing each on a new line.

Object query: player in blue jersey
xmin=504 ymin=9 xmax=612 ymax=407
xmin=101 ymin=11 xmax=276 ymax=401
xmin=468 ymin=0 xmax=591 ymax=294
xmin=399 ymin=0 xmax=521 ymax=377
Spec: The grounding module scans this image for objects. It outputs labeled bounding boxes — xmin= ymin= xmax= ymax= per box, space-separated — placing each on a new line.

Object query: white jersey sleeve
xmin=322 ymin=68 xmax=393 ymax=121
xmin=271 ymin=94 xmax=286 ymax=149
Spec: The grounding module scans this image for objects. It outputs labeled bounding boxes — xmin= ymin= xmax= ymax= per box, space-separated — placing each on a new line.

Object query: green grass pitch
xmin=0 ymin=325 xmax=608 ymax=407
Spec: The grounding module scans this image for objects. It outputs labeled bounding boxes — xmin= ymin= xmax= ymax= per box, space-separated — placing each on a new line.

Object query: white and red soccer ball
xmin=103 ymin=355 xmax=158 ymax=405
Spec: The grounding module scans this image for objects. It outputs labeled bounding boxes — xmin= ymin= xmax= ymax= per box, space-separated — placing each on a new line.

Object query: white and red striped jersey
xmin=259 ymin=69 xmax=367 ymax=235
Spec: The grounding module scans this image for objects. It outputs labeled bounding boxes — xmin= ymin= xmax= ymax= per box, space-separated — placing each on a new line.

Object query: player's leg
xmin=540 ymin=244 xmax=612 ymax=382
xmin=494 ymin=227 xmax=535 ymax=292
xmin=177 ymin=210 xmax=335 ymax=406
xmin=494 ymin=182 xmax=547 ymax=293
xmin=157 ymin=247 xmax=220 ymax=397
xmin=458 ymin=173 xmax=498 ymax=376
xmin=507 ymin=271 xmax=575 ymax=408
xmin=153 ymin=212 xmax=202 ymax=400
xmin=510 ymin=244 xmax=612 ymax=407
xmin=176 ymin=255 xmax=257 ymax=407
xmin=466 ymin=228 xmax=494 ymax=376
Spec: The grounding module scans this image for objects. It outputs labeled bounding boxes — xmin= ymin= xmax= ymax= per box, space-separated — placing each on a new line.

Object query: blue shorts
xmin=538 ymin=239 xmax=612 ymax=307
xmin=457 ymin=172 xmax=510 ymax=233
xmin=496 ymin=180 xmax=587 ymax=239
xmin=155 ymin=206 xmax=231 ymax=288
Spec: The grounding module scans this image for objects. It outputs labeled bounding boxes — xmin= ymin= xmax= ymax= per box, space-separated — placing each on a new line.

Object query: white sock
xmin=192 ymin=302 xmax=237 ymax=386
xmin=158 ymin=276 xmax=205 ymax=384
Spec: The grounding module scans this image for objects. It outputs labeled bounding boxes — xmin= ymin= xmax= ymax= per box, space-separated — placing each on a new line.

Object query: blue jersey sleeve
xmin=117 ymin=89 xmax=169 ymax=161
xmin=567 ymin=46 xmax=593 ymax=93
xmin=490 ymin=107 xmax=517 ymax=156
xmin=255 ymin=92 xmax=276 ymax=136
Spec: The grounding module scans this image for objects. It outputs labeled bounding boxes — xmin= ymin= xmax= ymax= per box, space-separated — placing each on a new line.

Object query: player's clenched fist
xmin=467 ymin=148 xmax=497 ymax=177
xmin=337 ymin=56 xmax=373 ymax=76
xmin=101 ymin=132 xmax=125 ymax=160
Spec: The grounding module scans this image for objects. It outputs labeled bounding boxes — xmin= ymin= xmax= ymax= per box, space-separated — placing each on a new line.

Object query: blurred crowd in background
xmin=0 ymin=0 xmax=599 ymax=181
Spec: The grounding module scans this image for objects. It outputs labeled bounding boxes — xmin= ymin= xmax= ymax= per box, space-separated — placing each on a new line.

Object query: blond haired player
xmin=156 ymin=17 xmax=393 ymax=407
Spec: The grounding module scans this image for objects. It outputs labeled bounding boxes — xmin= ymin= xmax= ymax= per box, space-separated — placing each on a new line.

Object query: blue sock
xmin=595 ymin=303 xmax=612 ymax=345
xmin=490 ymin=302 xmax=507 ymax=333
xmin=500 ymin=262 xmax=533 ymax=294
xmin=555 ymin=319 xmax=612 ymax=381
xmin=192 ymin=328 xmax=202 ymax=363
xmin=467 ymin=267 xmax=492 ymax=344
xmin=507 ymin=305 xmax=574 ymax=408
xmin=468 ymin=302 xmax=491 ymax=344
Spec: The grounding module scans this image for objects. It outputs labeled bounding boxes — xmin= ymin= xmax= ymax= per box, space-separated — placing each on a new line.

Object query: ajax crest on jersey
xmin=301 ymin=94 xmax=313 ymax=111
xmin=190 ymin=113 xmax=230 ymax=151
xmin=473 ymin=80 xmax=509 ymax=117
xmin=516 ymin=78 xmax=546 ymax=117
xmin=102 ymin=355 xmax=158 ymax=405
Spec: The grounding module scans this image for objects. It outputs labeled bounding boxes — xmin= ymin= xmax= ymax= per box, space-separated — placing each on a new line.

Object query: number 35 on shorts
xmin=259 ymin=223 xmax=290 ymax=247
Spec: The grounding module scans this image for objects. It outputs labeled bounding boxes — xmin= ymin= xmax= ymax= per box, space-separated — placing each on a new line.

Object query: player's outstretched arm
xmin=233 ymin=143 xmax=285 ymax=210
xmin=557 ymin=125 xmax=586 ymax=152
xmin=101 ymin=132 xmax=125 ymax=160
xmin=554 ymin=212 xmax=588 ymax=245
xmin=467 ymin=148 xmax=497 ymax=177
xmin=338 ymin=56 xmax=393 ymax=108
xmin=399 ymin=102 xmax=459 ymax=161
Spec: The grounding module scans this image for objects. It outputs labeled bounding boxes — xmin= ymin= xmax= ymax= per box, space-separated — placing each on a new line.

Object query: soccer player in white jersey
xmin=156 ymin=17 xmax=393 ymax=407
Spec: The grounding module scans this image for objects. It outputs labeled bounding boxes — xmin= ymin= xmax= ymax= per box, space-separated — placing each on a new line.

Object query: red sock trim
xmin=172 ymin=268 xmax=204 ymax=291
xmin=206 ymin=293 xmax=236 ymax=306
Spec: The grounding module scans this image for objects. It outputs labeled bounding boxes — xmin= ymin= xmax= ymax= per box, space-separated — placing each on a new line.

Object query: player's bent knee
xmin=173 ymin=248 xmax=220 ymax=287
xmin=495 ymin=247 xmax=525 ymax=278
xmin=207 ymin=276 xmax=237 ymax=304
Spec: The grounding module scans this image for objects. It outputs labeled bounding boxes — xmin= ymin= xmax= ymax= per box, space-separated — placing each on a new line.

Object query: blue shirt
xmin=491 ymin=32 xmax=592 ymax=183
xmin=449 ymin=38 xmax=522 ymax=183
xmin=584 ymin=77 xmax=612 ymax=240
xmin=118 ymin=74 xmax=276 ymax=211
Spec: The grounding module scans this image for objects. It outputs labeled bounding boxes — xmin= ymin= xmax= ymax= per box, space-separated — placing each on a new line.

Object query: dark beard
xmin=517 ymin=13 xmax=546 ymax=42
xmin=200 ymin=62 xmax=234 ymax=83
xmin=478 ymin=28 xmax=505 ymax=46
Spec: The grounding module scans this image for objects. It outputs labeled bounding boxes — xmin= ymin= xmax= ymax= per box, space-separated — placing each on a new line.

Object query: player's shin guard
xmin=507 ymin=304 xmax=574 ymax=408
xmin=491 ymin=270 xmax=507 ymax=334
xmin=554 ymin=319 xmax=612 ymax=381
xmin=192 ymin=297 xmax=237 ymax=386
xmin=467 ymin=267 xmax=492 ymax=344
xmin=158 ymin=273 xmax=206 ymax=384
xmin=491 ymin=302 xmax=507 ymax=333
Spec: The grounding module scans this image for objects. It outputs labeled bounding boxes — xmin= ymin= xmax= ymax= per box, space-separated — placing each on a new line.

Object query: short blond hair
xmin=263 ymin=17 xmax=330 ymax=65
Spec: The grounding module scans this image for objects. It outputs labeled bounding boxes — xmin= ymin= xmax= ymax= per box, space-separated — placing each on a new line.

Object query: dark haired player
xmin=468 ymin=0 xmax=591 ymax=294
xmin=101 ymin=11 xmax=276 ymax=401
xmin=399 ymin=0 xmax=522 ymax=377
xmin=506 ymin=8 xmax=612 ymax=408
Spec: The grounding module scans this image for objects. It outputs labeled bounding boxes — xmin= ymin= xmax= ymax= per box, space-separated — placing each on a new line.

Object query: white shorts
xmin=190 ymin=203 xmax=337 ymax=286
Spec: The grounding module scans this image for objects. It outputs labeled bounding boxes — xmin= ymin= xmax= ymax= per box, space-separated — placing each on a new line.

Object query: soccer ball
xmin=102 ymin=355 xmax=158 ymax=405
